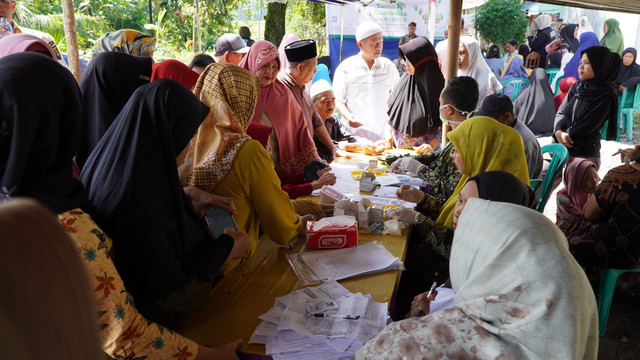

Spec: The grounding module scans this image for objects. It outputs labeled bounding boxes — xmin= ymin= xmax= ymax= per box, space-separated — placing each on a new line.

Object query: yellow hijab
xmin=178 ymin=63 xmax=260 ymax=190
xmin=436 ymin=116 xmax=530 ymax=228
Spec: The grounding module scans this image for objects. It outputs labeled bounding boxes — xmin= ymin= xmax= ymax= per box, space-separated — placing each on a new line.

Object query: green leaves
xmin=475 ymin=0 xmax=528 ymax=48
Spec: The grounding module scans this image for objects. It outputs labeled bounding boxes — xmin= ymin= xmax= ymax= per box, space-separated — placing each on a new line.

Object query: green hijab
xmin=600 ymin=18 xmax=624 ymax=55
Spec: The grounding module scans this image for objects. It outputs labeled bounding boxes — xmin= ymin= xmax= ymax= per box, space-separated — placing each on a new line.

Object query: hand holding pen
xmin=410 ymin=282 xmax=438 ymax=318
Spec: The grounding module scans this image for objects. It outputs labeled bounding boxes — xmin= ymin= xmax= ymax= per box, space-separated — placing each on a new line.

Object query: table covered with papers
xmin=177 ymin=154 xmax=411 ymax=359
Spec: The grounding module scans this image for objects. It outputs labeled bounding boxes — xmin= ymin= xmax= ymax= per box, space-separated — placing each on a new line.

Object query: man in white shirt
xmin=332 ymin=21 xmax=399 ymax=142
xmin=503 ymin=39 xmax=518 ymax=65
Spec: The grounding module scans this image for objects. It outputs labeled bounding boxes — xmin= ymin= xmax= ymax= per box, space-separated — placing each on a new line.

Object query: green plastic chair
xmin=545 ymin=68 xmax=561 ymax=95
xmin=600 ymin=119 xmax=621 ymax=142
xmin=537 ymin=144 xmax=569 ymax=213
xmin=618 ymin=83 xmax=640 ymax=141
xmin=500 ymin=78 xmax=530 ymax=102
xmin=529 ymin=179 xmax=542 ymax=191
xmin=597 ymin=267 xmax=640 ymax=335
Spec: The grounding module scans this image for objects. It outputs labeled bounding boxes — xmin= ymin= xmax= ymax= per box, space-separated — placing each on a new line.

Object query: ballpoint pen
xmin=308 ymin=313 xmax=360 ymax=320
xmin=427 ymin=281 xmax=438 ymax=298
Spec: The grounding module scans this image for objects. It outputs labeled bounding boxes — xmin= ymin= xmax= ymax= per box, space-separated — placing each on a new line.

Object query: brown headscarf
xmin=0 ymin=198 xmax=103 ymax=359
xmin=179 ymin=63 xmax=260 ymax=190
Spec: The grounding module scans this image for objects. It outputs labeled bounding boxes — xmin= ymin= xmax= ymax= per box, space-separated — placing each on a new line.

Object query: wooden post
xmin=61 ymin=0 xmax=81 ymax=84
xmin=442 ymin=0 xmax=463 ymax=146
xmin=195 ymin=0 xmax=202 ymax=52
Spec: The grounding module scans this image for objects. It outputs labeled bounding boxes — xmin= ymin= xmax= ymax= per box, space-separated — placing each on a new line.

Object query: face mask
xmin=439 ymin=104 xmax=470 ymax=126
xmin=440 ymin=114 xmax=463 ymax=126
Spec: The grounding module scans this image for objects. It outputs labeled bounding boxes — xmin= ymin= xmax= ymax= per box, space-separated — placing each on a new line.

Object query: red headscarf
xmin=151 ymin=59 xmax=199 ymax=90
xmin=238 ymin=40 xmax=318 ymax=175
xmin=0 ymin=33 xmax=57 ymax=60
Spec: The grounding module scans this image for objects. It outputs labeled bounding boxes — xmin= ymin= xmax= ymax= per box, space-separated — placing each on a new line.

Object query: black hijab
xmin=547 ymin=52 xmax=562 ymax=69
xmin=559 ymin=24 xmax=580 ymax=53
xmin=575 ymin=46 xmax=620 ymax=140
xmin=388 ymin=37 xmax=444 ymax=137
xmin=616 ymin=48 xmax=640 ymax=89
xmin=486 ymin=44 xmax=500 ymax=59
xmin=80 ymin=79 xmax=232 ymax=307
xmin=470 ymin=171 xmax=537 ymax=209
xmin=514 ymin=68 xmax=556 ymax=136
xmin=76 ymin=51 xmax=152 ymax=169
xmin=0 ymin=53 xmax=87 ymax=213
xmin=518 ymin=44 xmax=530 ymax=60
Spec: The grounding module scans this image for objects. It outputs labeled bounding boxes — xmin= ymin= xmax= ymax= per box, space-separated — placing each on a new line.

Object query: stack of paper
xmin=250 ymin=280 xmax=389 ymax=360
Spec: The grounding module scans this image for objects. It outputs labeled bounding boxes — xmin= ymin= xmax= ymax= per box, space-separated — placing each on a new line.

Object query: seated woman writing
xmin=0 ymin=53 xmax=244 ymax=359
xmin=178 ymin=63 xmax=314 ymax=275
xmin=559 ymin=146 xmax=640 ymax=269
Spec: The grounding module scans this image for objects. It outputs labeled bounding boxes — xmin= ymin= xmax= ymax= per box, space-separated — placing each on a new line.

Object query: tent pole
xmin=340 ymin=4 xmax=344 ymax=62
xmin=61 ymin=0 xmax=81 ymax=84
xmin=442 ymin=0 xmax=463 ymax=146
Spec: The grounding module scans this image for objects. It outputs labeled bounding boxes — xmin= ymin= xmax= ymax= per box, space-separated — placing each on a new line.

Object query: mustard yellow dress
xmin=58 ymin=209 xmax=197 ymax=360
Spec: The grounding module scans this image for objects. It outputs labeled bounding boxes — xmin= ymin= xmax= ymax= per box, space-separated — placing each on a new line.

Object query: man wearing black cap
xmin=279 ymin=39 xmax=338 ymax=160
xmin=476 ymin=93 xmax=543 ymax=179
xmin=214 ymin=33 xmax=249 ymax=65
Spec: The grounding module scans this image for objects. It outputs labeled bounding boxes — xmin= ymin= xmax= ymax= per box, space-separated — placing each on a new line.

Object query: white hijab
xmin=578 ymin=16 xmax=594 ymax=37
xmin=535 ymin=14 xmax=552 ymax=31
xmin=356 ymin=199 xmax=598 ymax=360
xmin=459 ymin=36 xmax=502 ymax=106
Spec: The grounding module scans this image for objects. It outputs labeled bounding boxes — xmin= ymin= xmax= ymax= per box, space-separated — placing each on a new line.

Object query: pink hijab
xmin=151 ymin=59 xmax=199 ymax=90
xmin=238 ymin=40 xmax=318 ymax=175
xmin=278 ymin=33 xmax=299 ymax=71
xmin=557 ymin=157 xmax=596 ymax=222
xmin=0 ymin=33 xmax=57 ymax=60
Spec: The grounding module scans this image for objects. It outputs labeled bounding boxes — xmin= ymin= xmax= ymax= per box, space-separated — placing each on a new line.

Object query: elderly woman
xmin=616 ymin=48 xmax=640 ymax=107
xmin=387 ymin=37 xmax=444 ymax=153
xmin=527 ymin=14 xmax=553 ymax=68
xmin=179 ymin=63 xmax=312 ymax=275
xmin=238 ymin=40 xmax=318 ymax=176
xmin=358 ymin=198 xmax=598 ymax=359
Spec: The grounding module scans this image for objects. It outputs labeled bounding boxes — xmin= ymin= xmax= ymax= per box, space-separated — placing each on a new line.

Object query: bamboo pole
xmin=442 ymin=0 xmax=463 ymax=146
xmin=195 ymin=0 xmax=202 ymax=52
xmin=61 ymin=0 xmax=81 ymax=84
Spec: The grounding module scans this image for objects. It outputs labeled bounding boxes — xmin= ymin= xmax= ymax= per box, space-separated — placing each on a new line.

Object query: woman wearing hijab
xmin=484 ymin=44 xmax=504 ymax=79
xmin=578 ymin=16 xmax=594 ymax=37
xmin=562 ymin=31 xmax=600 ymax=81
xmin=546 ymin=52 xmax=562 ymax=69
xmin=514 ymin=68 xmax=556 ymax=136
xmin=527 ymin=14 xmax=553 ymax=68
xmin=387 ymin=37 xmax=444 ymax=152
xmin=458 ymin=36 xmax=502 ymax=106
xmin=558 ymin=23 xmax=580 ymax=54
xmin=76 ymin=51 xmax=152 ymax=169
xmin=0 ymin=199 xmax=103 ymax=360
xmin=500 ymin=55 xmax=528 ymax=99
xmin=0 ymin=33 xmax=57 ymax=59
xmin=151 ymin=58 xmax=200 ymax=90
xmin=358 ymin=198 xmax=598 ymax=360
xmin=555 ymin=46 xmax=621 ymax=164
xmin=81 ymin=80 xmax=251 ymax=328
xmin=560 ymin=145 xmax=640 ymax=269
xmin=518 ymin=44 xmax=530 ymax=61
xmin=0 ymin=53 xmax=243 ymax=359
xmin=556 ymin=157 xmax=599 ymax=223
xmin=617 ymin=48 xmax=640 ymax=107
xmin=178 ymin=63 xmax=307 ymax=275
xmin=278 ymin=33 xmax=300 ymax=71
xmin=238 ymin=40 xmax=319 ymax=175
xmin=600 ymin=18 xmax=624 ymax=56
xmin=92 ymin=29 xmax=156 ymax=58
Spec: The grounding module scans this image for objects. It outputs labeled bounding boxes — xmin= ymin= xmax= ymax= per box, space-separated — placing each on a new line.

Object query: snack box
xmin=306 ymin=215 xmax=358 ymax=249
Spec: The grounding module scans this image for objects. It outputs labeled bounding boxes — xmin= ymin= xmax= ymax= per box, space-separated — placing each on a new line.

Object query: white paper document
xmin=250 ymin=280 xmax=389 ymax=360
xmin=300 ymin=242 xmax=402 ymax=281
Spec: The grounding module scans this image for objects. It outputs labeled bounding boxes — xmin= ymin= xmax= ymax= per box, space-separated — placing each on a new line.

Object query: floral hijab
xmin=92 ymin=29 xmax=156 ymax=58
xmin=179 ymin=63 xmax=260 ymax=190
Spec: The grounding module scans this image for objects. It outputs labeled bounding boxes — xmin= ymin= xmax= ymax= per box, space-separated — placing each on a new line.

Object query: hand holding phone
xmin=205 ymin=208 xmax=238 ymax=238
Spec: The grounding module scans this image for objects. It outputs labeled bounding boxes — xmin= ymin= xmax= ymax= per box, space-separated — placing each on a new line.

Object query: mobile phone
xmin=205 ymin=208 xmax=238 ymax=238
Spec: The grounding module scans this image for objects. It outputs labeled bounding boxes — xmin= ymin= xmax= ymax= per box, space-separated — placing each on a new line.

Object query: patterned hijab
xmin=355 ymin=199 xmax=599 ymax=359
xmin=179 ymin=63 xmax=260 ymax=190
xmin=92 ymin=29 xmax=156 ymax=57
xmin=238 ymin=40 xmax=318 ymax=175
xmin=436 ymin=116 xmax=530 ymax=228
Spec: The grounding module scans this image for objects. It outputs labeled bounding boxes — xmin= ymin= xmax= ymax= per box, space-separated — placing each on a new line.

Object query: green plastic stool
xmin=598 ymin=267 xmax=640 ymax=335
xmin=537 ymin=144 xmax=569 ymax=213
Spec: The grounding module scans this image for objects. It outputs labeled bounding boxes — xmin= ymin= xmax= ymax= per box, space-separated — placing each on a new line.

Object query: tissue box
xmin=306 ymin=215 xmax=358 ymax=249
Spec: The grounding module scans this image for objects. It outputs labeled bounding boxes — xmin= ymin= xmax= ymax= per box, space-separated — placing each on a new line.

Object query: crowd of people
xmin=0 ymin=8 xmax=639 ymax=359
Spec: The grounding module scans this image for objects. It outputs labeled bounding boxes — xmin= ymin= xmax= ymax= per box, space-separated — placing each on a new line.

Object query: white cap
xmin=310 ymin=79 xmax=333 ymax=98
xmin=355 ymin=21 xmax=383 ymax=42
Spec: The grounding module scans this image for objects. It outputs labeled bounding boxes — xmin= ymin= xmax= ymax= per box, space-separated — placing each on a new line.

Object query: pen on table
xmin=427 ymin=281 xmax=438 ymax=298
xmin=308 ymin=313 xmax=360 ymax=320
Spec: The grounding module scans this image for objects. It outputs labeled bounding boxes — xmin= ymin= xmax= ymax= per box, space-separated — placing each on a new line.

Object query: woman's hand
xmin=184 ymin=186 xmax=237 ymax=217
xmin=224 ymin=228 xmax=251 ymax=261
xmin=195 ymin=340 xmax=242 ymax=360
xmin=396 ymin=184 xmax=426 ymax=204
xmin=298 ymin=214 xmax=316 ymax=237
xmin=613 ymin=147 xmax=637 ymax=163
xmin=415 ymin=143 xmax=433 ymax=154
xmin=409 ymin=290 xmax=438 ymax=317
xmin=555 ymin=130 xmax=574 ymax=148
xmin=619 ymin=85 xmax=627 ymax=92
xmin=311 ymin=171 xmax=337 ymax=190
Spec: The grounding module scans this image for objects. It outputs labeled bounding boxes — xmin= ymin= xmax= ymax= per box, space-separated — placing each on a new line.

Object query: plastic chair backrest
xmin=500 ymin=78 xmax=530 ymax=101
xmin=537 ymin=143 xmax=569 ymax=213
xmin=525 ymin=53 xmax=540 ymax=68
xmin=529 ymin=179 xmax=542 ymax=191
xmin=545 ymin=68 xmax=559 ymax=87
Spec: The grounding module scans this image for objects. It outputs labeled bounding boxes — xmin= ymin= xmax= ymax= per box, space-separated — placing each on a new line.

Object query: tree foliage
xmin=264 ymin=2 xmax=286 ymax=47
xmin=474 ymin=0 xmax=528 ymax=47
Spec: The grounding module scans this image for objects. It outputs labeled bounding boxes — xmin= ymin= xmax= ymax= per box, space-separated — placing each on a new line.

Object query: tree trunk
xmin=61 ymin=0 xmax=81 ymax=84
xmin=264 ymin=2 xmax=286 ymax=47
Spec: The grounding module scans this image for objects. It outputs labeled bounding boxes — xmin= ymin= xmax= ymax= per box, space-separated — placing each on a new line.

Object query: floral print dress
xmin=58 ymin=209 xmax=197 ymax=360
